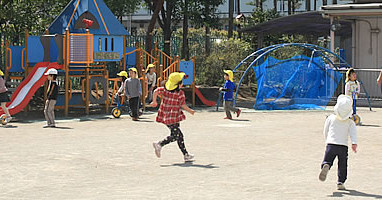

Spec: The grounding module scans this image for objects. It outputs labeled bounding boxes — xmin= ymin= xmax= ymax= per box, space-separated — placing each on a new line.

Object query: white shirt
xmin=146 ymin=72 xmax=156 ymax=86
xmin=345 ymin=80 xmax=360 ymax=98
xmin=323 ymin=114 xmax=357 ymax=146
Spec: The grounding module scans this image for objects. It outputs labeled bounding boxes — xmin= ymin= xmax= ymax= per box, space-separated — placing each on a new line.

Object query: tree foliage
xmin=104 ymin=0 xmax=141 ymax=22
xmin=197 ymin=38 xmax=252 ymax=86
xmin=0 ymin=0 xmax=140 ymax=40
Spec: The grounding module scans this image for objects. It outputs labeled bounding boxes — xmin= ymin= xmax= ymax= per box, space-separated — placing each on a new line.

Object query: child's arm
xmin=152 ymin=73 xmax=156 ymax=88
xmin=48 ymin=83 xmax=55 ymax=97
xmin=124 ymin=80 xmax=130 ymax=99
xmin=377 ymin=70 xmax=382 ymax=85
xmin=357 ymin=81 xmax=361 ymax=95
xmin=323 ymin=116 xmax=330 ymax=140
xmin=344 ymin=82 xmax=350 ymax=96
xmin=117 ymin=82 xmax=124 ymax=95
xmin=181 ymin=104 xmax=195 ymax=115
xmin=138 ymin=80 xmax=142 ymax=96
xmin=147 ymin=87 xmax=162 ymax=107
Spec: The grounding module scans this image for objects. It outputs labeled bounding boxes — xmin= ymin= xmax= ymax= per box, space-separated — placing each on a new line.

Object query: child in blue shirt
xmin=219 ymin=70 xmax=241 ymax=119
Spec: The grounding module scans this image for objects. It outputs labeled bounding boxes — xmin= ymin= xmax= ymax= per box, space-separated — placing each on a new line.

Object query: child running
xmin=0 ymin=69 xmax=12 ymax=123
xmin=319 ymin=95 xmax=357 ymax=190
xmin=345 ymin=68 xmax=360 ymax=115
xmin=44 ymin=69 xmax=58 ymax=128
xmin=125 ymin=68 xmax=142 ymax=121
xmin=149 ymin=72 xmax=195 ymax=162
xmin=219 ymin=70 xmax=241 ymax=119
xmin=145 ymin=64 xmax=156 ymax=102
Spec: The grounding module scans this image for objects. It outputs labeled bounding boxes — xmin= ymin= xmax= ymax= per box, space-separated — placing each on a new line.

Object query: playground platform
xmin=1 ymin=107 xmax=382 ymax=199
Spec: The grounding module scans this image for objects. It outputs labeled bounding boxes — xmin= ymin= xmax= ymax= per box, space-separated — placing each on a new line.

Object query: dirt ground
xmin=1 ymin=106 xmax=382 ymax=200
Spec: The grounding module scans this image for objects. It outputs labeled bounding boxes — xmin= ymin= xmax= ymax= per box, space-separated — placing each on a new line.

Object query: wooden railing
xmin=157 ymin=57 xmax=180 ymax=87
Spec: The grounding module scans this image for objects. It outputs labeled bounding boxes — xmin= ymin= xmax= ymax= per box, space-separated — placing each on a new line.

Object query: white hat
xmin=44 ymin=68 xmax=58 ymax=75
xmin=334 ymin=95 xmax=353 ymax=120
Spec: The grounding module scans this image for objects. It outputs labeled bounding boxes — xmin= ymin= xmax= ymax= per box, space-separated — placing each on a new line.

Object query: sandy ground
xmin=0 ymin=106 xmax=382 ymax=200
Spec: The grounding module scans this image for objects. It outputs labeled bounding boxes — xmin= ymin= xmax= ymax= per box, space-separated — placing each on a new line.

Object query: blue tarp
xmin=253 ymin=55 xmax=342 ymax=110
xmin=49 ymin=0 xmax=129 ymax=35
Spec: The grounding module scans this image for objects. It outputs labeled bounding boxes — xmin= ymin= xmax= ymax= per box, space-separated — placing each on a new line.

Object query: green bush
xmin=196 ymin=38 xmax=252 ymax=86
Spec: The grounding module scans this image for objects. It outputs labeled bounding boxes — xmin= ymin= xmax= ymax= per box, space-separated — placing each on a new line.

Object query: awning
xmin=239 ymin=11 xmax=352 ymax=36
xmin=321 ymin=3 xmax=382 ymax=16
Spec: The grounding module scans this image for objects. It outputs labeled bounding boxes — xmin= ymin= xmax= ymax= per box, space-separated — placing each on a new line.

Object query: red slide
xmin=0 ymin=62 xmax=63 ymax=115
xmin=194 ymin=87 xmax=216 ymax=107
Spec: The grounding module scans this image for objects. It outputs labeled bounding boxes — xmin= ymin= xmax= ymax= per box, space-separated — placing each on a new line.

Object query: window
xmin=105 ymin=38 xmax=108 ymax=51
xmin=98 ymin=38 xmax=102 ymax=51
xmin=111 ymin=38 xmax=114 ymax=51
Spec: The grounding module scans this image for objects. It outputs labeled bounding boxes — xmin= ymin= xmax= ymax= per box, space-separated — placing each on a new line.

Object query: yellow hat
xmin=345 ymin=68 xmax=355 ymax=82
xmin=223 ymin=70 xmax=234 ymax=82
xmin=0 ymin=70 xmax=4 ymax=76
xmin=146 ymin=64 xmax=155 ymax=73
xmin=128 ymin=67 xmax=138 ymax=74
xmin=117 ymin=71 xmax=128 ymax=78
xmin=165 ymin=72 xmax=185 ymax=91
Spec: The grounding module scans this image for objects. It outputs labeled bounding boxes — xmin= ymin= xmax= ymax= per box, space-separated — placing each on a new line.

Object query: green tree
xmin=190 ymin=0 xmax=224 ymax=56
xmin=104 ymin=0 xmax=141 ymax=23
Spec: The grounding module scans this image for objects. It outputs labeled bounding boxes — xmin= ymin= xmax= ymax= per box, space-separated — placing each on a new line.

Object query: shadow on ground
xmin=160 ymin=162 xmax=219 ymax=169
xmin=329 ymin=189 xmax=382 ymax=198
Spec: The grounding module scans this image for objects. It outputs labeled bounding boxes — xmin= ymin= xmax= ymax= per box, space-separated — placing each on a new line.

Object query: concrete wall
xmin=354 ymin=17 xmax=382 ymax=97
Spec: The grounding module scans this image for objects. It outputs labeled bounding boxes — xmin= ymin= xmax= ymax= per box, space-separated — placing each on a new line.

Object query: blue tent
xmin=49 ymin=0 xmax=129 ymax=35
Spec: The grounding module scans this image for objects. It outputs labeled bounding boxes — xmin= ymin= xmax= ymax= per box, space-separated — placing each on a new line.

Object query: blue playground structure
xmin=232 ymin=43 xmax=352 ymax=110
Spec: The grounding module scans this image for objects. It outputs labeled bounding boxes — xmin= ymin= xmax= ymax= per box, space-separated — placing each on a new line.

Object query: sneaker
xmin=153 ymin=142 xmax=162 ymax=158
xmin=184 ymin=154 xmax=194 ymax=162
xmin=319 ymin=164 xmax=330 ymax=181
xmin=43 ymin=125 xmax=51 ymax=128
xmin=224 ymin=117 xmax=232 ymax=120
xmin=132 ymin=117 xmax=139 ymax=121
xmin=236 ymin=109 xmax=241 ymax=117
xmin=337 ymin=183 xmax=346 ymax=190
xmin=5 ymin=116 xmax=12 ymax=123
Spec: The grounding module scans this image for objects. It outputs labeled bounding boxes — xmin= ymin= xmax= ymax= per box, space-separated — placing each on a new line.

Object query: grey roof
xmin=239 ymin=11 xmax=352 ymax=36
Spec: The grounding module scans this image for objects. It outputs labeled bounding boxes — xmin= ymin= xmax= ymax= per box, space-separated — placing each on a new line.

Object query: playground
xmin=2 ymin=0 xmax=382 ymax=199
xmin=1 ymin=107 xmax=382 ymax=199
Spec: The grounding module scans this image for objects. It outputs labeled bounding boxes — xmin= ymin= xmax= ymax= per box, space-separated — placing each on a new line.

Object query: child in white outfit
xmin=319 ymin=95 xmax=358 ymax=190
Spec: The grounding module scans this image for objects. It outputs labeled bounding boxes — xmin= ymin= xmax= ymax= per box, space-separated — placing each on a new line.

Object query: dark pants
xmin=353 ymin=99 xmax=357 ymax=115
xmin=129 ymin=97 xmax=139 ymax=118
xmin=159 ymin=123 xmax=188 ymax=155
xmin=224 ymin=100 xmax=239 ymax=118
xmin=321 ymin=144 xmax=348 ymax=183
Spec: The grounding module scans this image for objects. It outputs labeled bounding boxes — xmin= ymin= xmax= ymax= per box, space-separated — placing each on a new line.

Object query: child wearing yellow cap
xmin=344 ymin=68 xmax=360 ymax=115
xmin=145 ymin=64 xmax=156 ymax=102
xmin=125 ymin=68 xmax=142 ymax=121
xmin=149 ymin=72 xmax=195 ymax=162
xmin=117 ymin=71 xmax=128 ymax=96
xmin=0 ymin=70 xmax=12 ymax=123
xmin=219 ymin=70 xmax=241 ymax=119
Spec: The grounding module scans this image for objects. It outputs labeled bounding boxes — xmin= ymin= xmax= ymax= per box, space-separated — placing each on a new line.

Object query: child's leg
xmin=337 ymin=146 xmax=348 ymax=184
xmin=223 ymin=101 xmax=232 ymax=118
xmin=1 ymin=102 xmax=10 ymax=117
xmin=44 ymin=100 xmax=56 ymax=126
xmin=48 ymin=100 xmax=56 ymax=125
xmin=44 ymin=100 xmax=51 ymax=125
xmin=160 ymin=123 xmax=189 ymax=155
xmin=353 ymin=99 xmax=357 ymax=115
xmin=129 ymin=97 xmax=139 ymax=118
xmin=321 ymin=144 xmax=338 ymax=168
